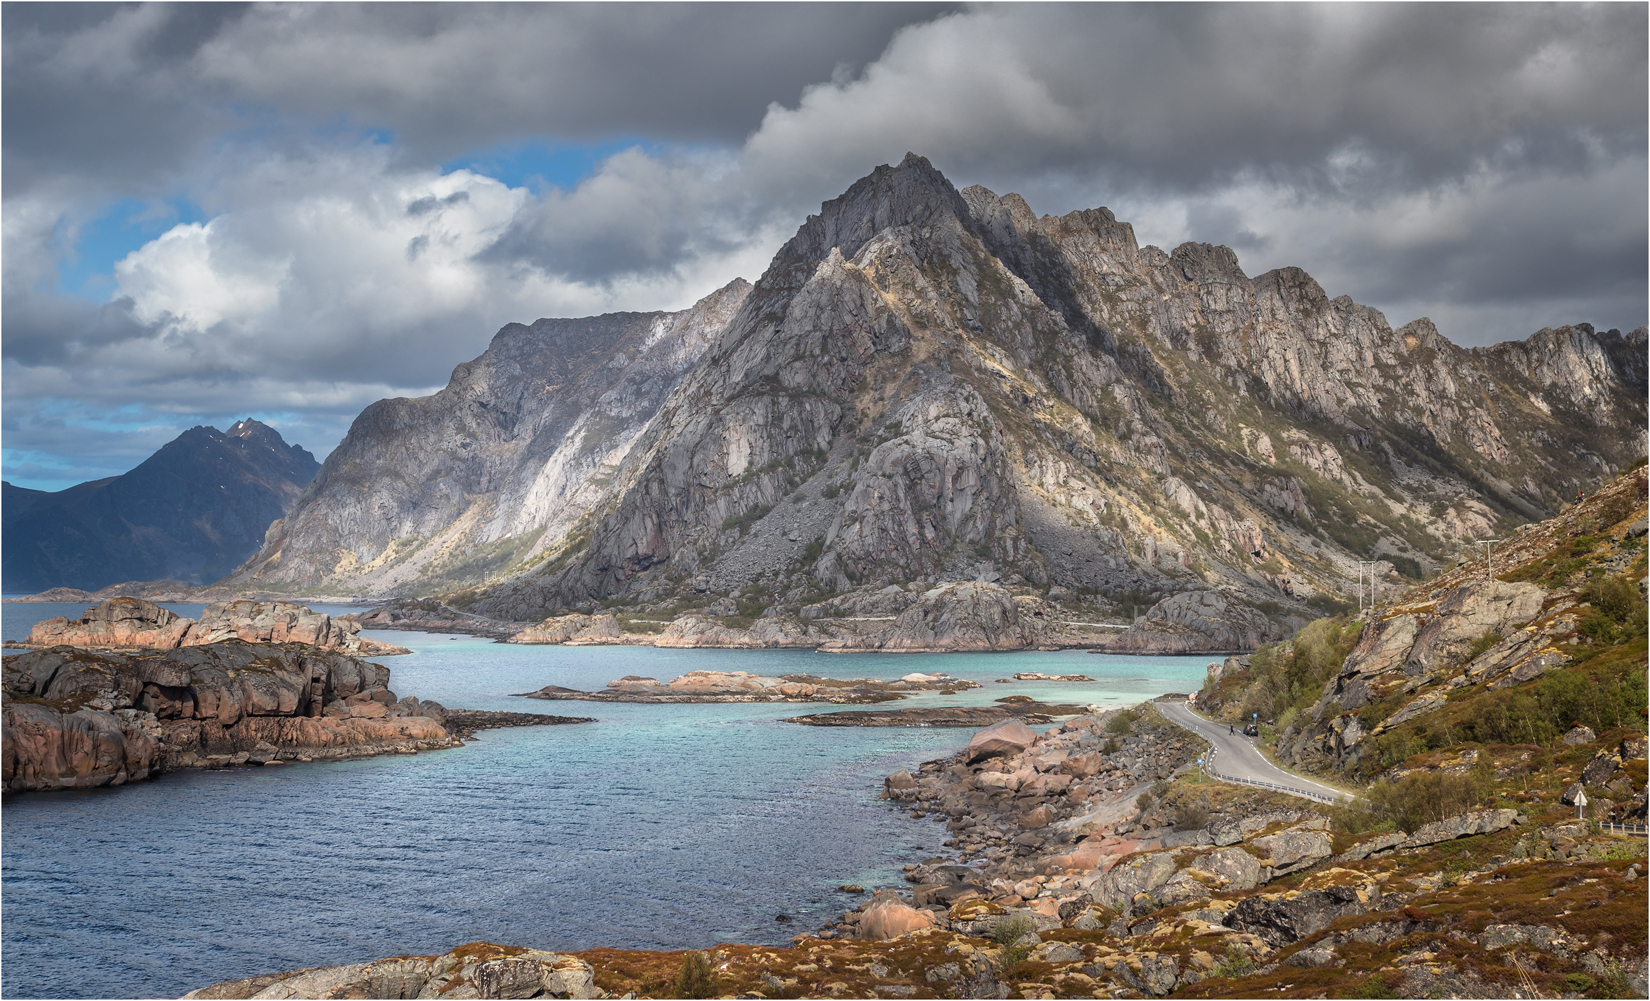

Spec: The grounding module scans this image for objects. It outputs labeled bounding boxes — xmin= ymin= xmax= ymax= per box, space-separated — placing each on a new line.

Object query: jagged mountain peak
xmin=458 ymin=159 xmax=1642 ymax=626
xmin=773 ymin=153 xmax=974 ymax=273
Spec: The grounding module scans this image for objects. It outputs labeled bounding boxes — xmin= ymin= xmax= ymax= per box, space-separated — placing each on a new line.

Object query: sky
xmin=4 ymin=2 xmax=1645 ymax=491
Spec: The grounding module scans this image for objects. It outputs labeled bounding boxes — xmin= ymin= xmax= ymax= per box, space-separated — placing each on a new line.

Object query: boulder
xmin=1227 ymin=885 xmax=1371 ymax=947
xmin=1248 ymin=829 xmax=1333 ymax=875
xmin=1334 ymin=832 xmax=1407 ymax=863
xmin=1561 ymin=781 xmax=1587 ymax=806
xmin=1196 ymin=847 xmax=1262 ymax=890
xmin=858 ymin=899 xmax=936 ymax=940
xmin=1582 ymin=748 xmax=1623 ymax=787
xmin=1155 ymin=869 xmax=1212 ymax=907
xmin=1562 ymin=724 xmax=1597 ymax=746
xmin=1119 ymin=953 xmax=1181 ymax=997
xmin=1087 ymin=852 xmax=1176 ymax=912
xmin=1284 ymin=946 xmax=1343 ymax=969
xmin=1021 ymin=805 xmax=1055 ymax=829
xmin=966 ymin=718 xmax=1037 ymax=764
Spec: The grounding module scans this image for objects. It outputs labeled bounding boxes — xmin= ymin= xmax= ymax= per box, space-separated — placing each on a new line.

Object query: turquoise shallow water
xmin=1 ymin=604 xmax=1211 ymax=999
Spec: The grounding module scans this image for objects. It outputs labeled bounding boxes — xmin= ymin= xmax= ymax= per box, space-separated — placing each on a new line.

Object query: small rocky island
xmin=12 ymin=595 xmax=411 ymax=657
xmin=514 ymin=669 xmax=979 ymax=704
xmin=784 ymin=697 xmax=1090 ymax=727
xmin=2 ymin=598 xmax=591 ymax=793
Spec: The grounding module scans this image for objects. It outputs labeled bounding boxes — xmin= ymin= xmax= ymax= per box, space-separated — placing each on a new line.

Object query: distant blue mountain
xmin=2 ymin=420 xmax=319 ymax=593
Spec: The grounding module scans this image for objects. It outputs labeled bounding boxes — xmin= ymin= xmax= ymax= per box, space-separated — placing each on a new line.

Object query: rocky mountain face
xmin=461 ymin=154 xmax=1645 ymax=636
xmin=219 ymin=280 xmax=751 ymax=596
xmin=1267 ymin=464 xmax=1648 ymax=789
xmin=2 ymin=420 xmax=318 ymax=593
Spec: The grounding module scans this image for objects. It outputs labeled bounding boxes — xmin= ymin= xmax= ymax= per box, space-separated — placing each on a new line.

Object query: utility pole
xmin=1473 ymin=539 xmax=1503 ymax=581
xmin=1356 ymin=561 xmax=1380 ymax=616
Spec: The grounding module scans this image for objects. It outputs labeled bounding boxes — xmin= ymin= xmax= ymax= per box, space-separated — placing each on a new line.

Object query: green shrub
xmin=1358 ymin=755 xmax=1495 ymax=832
xmin=1173 ymin=800 xmax=1211 ymax=832
xmin=989 ymin=915 xmax=1035 ymax=950
xmin=1136 ymin=792 xmax=1154 ymax=812
xmin=1209 ymin=949 xmax=1255 ymax=979
xmin=1346 ymin=975 xmax=1399 ymax=999
xmin=1107 ymin=709 xmax=1140 ymax=735
xmin=1386 ymin=555 xmax=1424 ymax=580
xmin=674 ymin=952 xmax=721 ymax=999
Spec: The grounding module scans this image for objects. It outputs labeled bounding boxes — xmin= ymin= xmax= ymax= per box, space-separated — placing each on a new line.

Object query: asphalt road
xmin=1157 ymin=701 xmax=1354 ymax=803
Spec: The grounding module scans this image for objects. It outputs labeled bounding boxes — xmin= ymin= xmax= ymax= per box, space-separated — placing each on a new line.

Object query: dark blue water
xmin=1 ymin=602 xmax=1210 ymax=999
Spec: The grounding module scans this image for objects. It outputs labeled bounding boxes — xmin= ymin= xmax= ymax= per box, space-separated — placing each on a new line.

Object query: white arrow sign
xmin=1575 ymin=791 xmax=1589 ymax=808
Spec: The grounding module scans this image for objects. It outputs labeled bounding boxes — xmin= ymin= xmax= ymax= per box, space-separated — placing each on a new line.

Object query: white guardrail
xmin=1600 ymin=822 xmax=1649 ymax=836
xmin=1202 ymin=747 xmax=1351 ymax=804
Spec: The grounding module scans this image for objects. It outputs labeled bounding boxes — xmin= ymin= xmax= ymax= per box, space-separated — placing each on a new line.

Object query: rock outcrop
xmin=1 ymin=642 xmax=453 ymax=791
xmin=1278 ymin=465 xmax=1650 ymax=774
xmin=183 ymin=942 xmax=598 ymax=1000
xmin=19 ymin=597 xmax=409 ymax=657
xmin=1 ymin=642 xmax=590 ymax=793
xmin=1092 ymin=589 xmax=1289 ymax=654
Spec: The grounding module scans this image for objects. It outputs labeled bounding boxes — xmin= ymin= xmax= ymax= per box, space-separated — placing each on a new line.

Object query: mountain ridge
xmin=212 ymin=154 xmax=1642 ymax=651
xmin=2 ymin=419 xmax=319 ymax=593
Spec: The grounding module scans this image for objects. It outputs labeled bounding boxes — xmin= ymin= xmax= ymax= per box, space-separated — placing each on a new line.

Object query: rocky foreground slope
xmin=186 ymin=701 xmax=1647 ymax=999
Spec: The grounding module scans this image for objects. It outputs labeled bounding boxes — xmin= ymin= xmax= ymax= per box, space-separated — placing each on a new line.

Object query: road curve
xmin=1157 ymin=701 xmax=1354 ymax=803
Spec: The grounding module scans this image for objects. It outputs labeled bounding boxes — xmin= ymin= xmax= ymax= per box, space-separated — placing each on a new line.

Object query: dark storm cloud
xmin=2 ymin=2 xmax=955 ymax=196
xmin=2 ymin=2 xmax=1643 ymax=487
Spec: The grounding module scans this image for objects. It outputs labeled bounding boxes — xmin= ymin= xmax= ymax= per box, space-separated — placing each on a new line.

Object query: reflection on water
xmin=2 ymin=606 xmax=1210 ymax=999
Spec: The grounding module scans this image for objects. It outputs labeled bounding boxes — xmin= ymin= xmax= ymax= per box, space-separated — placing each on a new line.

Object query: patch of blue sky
xmin=440 ymin=137 xmax=668 ymax=192
xmin=1 ymin=448 xmax=125 ymax=492
xmin=54 ymin=197 xmax=206 ymax=302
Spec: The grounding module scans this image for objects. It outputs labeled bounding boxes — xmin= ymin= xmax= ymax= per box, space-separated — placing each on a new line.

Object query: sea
xmin=0 ymin=601 xmax=1211 ymax=999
